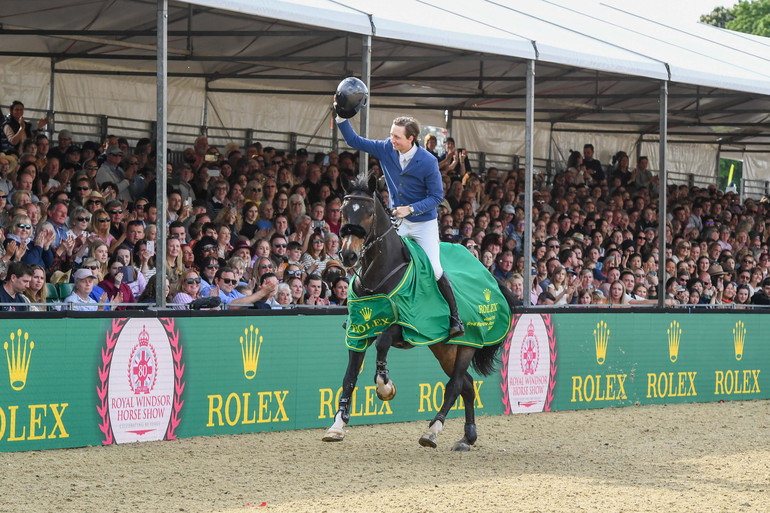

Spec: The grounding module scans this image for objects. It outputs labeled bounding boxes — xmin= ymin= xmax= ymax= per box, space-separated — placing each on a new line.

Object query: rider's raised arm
xmin=336 ymin=118 xmax=389 ymax=161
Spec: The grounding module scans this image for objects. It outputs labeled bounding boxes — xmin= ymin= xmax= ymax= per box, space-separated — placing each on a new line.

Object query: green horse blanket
xmin=345 ymin=238 xmax=512 ymax=351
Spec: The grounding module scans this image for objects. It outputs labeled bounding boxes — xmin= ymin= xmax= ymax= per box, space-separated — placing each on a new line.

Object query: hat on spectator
xmin=86 ymin=191 xmax=105 ymax=204
xmin=228 ymin=240 xmax=254 ymax=258
xmin=502 ymin=204 xmax=516 ymax=215
xmin=106 ymin=146 xmax=123 ymax=156
xmin=326 ymin=259 xmax=344 ymax=270
xmin=296 ymin=148 xmax=308 ymax=157
xmin=50 ymin=269 xmax=72 ymax=285
xmin=72 ymin=268 xmax=96 ymax=282
xmin=571 ymin=233 xmax=585 ymax=243
xmin=438 ymin=199 xmax=452 ymax=215
xmin=558 ymin=213 xmax=570 ymax=221
xmin=708 ymin=264 xmax=729 ymax=277
xmin=58 ymin=129 xmax=73 ymax=139
xmin=0 ymin=152 xmax=19 ymax=174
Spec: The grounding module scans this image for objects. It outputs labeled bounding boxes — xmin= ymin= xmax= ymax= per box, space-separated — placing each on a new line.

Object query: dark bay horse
xmin=322 ymin=174 xmax=516 ymax=450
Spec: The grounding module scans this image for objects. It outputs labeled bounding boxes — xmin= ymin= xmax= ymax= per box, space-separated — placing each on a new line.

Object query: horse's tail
xmin=470 ymin=279 xmax=519 ymax=376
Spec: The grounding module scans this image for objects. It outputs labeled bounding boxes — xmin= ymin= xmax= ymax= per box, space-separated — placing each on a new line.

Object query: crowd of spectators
xmin=1 ymin=100 xmax=770 ymax=311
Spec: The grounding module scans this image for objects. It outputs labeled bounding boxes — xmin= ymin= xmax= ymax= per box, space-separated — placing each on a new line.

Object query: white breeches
xmin=397 ymin=218 xmax=443 ymax=280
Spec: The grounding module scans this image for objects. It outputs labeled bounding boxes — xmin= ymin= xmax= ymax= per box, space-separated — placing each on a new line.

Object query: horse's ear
xmin=367 ymin=173 xmax=377 ymax=195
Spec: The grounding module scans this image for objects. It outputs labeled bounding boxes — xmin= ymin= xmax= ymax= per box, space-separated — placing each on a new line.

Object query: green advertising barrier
xmin=1 ymin=309 xmax=767 ymax=452
xmin=501 ymin=312 xmax=769 ymax=415
xmin=0 ymin=313 xmax=498 ymax=452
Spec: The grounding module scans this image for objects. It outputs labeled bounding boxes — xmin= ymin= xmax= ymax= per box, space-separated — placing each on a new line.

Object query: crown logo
xmin=4 ymin=329 xmax=34 ymax=391
xmin=483 ymin=288 xmax=491 ymax=302
xmin=733 ymin=320 xmax=746 ymax=361
xmin=667 ymin=321 xmax=681 ymax=363
xmin=361 ymin=307 xmax=373 ymax=322
xmin=594 ymin=320 xmax=609 ymax=365
xmin=240 ymin=325 xmax=263 ymax=380
xmin=138 ymin=324 xmax=150 ymax=347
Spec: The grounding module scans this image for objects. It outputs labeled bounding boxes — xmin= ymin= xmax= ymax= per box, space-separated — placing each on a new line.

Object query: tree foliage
xmin=701 ymin=0 xmax=770 ymax=36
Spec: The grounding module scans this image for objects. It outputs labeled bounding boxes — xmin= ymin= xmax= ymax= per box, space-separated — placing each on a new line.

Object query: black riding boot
xmin=437 ymin=273 xmax=464 ymax=339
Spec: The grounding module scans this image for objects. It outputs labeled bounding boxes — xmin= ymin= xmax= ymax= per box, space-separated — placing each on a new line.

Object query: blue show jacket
xmin=337 ymin=119 xmax=443 ymax=223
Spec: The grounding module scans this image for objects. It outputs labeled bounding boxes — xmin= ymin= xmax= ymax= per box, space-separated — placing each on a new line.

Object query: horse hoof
xmin=375 ymin=376 xmax=396 ymax=401
xmin=451 ymin=440 xmax=471 ymax=452
xmin=322 ymin=428 xmax=345 ymax=442
xmin=419 ymin=432 xmax=437 ymax=448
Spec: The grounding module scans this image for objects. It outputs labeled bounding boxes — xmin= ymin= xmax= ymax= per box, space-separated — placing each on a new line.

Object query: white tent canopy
xmin=1 ymin=0 xmax=768 ymax=178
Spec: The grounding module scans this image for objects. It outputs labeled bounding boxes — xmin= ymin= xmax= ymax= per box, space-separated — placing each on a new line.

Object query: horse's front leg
xmin=374 ymin=324 xmax=401 ymax=401
xmin=322 ymin=348 xmax=367 ymax=442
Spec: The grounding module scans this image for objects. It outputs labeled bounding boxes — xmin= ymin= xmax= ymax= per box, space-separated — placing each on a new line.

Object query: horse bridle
xmin=340 ymin=193 xmax=406 ymax=294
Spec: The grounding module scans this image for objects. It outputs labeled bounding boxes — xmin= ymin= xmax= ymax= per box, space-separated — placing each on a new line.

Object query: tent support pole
xmin=657 ymin=81 xmax=668 ymax=307
xmin=523 ymin=59 xmax=535 ymax=306
xmin=156 ymin=0 xmax=169 ymax=307
xmin=47 ymin=59 xmax=56 ymax=136
xmin=201 ymin=78 xmax=209 ymax=135
xmin=359 ymin=35 xmax=371 ymax=176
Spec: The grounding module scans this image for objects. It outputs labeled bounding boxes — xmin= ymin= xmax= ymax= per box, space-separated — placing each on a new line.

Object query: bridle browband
xmin=340 ymin=193 xmax=406 ymax=294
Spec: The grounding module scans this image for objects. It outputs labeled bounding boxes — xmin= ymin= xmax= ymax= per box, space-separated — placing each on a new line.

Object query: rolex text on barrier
xmin=0 ymin=311 xmax=767 ymax=452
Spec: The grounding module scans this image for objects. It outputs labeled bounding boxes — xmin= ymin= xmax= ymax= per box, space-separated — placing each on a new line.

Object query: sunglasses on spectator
xmin=185 ymin=277 xmax=202 ymax=284
xmin=286 ymin=270 xmax=301 ymax=277
xmin=87 ymin=200 xmax=103 ymax=206
xmin=312 ymin=239 xmax=324 ymax=244
xmin=259 ymin=264 xmax=274 ymax=270
xmin=16 ymin=224 xmax=32 ymax=230
xmin=76 ymin=216 xmax=89 ymax=222
xmin=111 ymin=209 xmax=123 ymax=215
xmin=220 ymin=278 xmax=237 ymax=285
xmin=85 ymin=166 xmax=98 ymax=171
xmin=84 ymin=265 xmax=99 ymax=270
xmin=135 ymin=204 xmax=146 ymax=210
xmin=75 ymin=186 xmax=90 ymax=192
xmin=0 ymin=195 xmax=7 ymax=200
xmin=206 ymin=264 xmax=220 ymax=269
xmin=290 ymin=201 xmax=303 ymax=206
xmin=273 ymin=243 xmax=287 ymax=248
xmin=98 ymin=218 xmax=110 ymax=223
xmin=249 ymin=187 xmax=262 ymax=192
xmin=202 ymin=245 xmax=216 ymax=252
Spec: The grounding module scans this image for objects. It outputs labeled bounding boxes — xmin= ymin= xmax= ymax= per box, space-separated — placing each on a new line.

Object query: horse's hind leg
xmin=374 ymin=324 xmax=401 ymax=401
xmin=323 ymin=349 xmax=366 ymax=442
xmin=452 ymin=372 xmax=477 ymax=452
xmin=420 ymin=345 xmax=475 ymax=449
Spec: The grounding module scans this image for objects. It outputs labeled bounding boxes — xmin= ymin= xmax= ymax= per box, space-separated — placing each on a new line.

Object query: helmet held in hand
xmin=334 ymin=77 xmax=369 ymax=119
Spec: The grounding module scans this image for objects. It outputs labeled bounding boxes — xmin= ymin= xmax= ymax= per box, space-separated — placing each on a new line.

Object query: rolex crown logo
xmin=594 ymin=320 xmax=609 ymax=365
xmin=361 ymin=307 xmax=373 ymax=322
xmin=240 ymin=325 xmax=263 ymax=380
xmin=667 ymin=321 xmax=681 ymax=363
xmin=4 ymin=329 xmax=34 ymax=391
xmin=483 ymin=288 xmax=491 ymax=302
xmin=733 ymin=320 xmax=746 ymax=361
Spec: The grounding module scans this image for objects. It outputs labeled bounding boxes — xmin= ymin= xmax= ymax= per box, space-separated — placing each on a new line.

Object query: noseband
xmin=340 ymin=193 xmax=406 ymax=294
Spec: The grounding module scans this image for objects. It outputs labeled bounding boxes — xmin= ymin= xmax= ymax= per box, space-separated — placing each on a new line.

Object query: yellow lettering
xmin=753 ymin=370 xmax=761 ymax=393
xmin=225 ymin=393 xmax=241 ymax=426
xmin=433 ymin=382 xmax=445 ymax=411
xmin=8 ymin=406 xmax=25 ymax=441
xmin=473 ymin=380 xmax=484 ymax=408
xmin=318 ymin=388 xmax=335 ymax=419
xmin=273 ymin=391 xmax=289 ymax=422
xmin=207 ymin=394 xmax=223 ymax=427
xmin=688 ymin=372 xmax=697 ymax=396
xmin=594 ymin=375 xmax=605 ymax=401
xmin=715 ymin=371 xmax=724 ymax=394
xmin=572 ymin=376 xmax=584 ymax=402
xmin=0 ymin=407 xmax=5 ymax=439
xmin=28 ymin=404 xmax=46 ymax=441
xmin=647 ymin=373 xmax=658 ymax=398
xmin=257 ymin=391 xmax=272 ymax=423
xmin=50 ymin=403 xmax=69 ymax=438
xmin=677 ymin=372 xmax=686 ymax=397
xmin=242 ymin=393 xmax=256 ymax=424
xmin=605 ymin=375 xmax=615 ymax=400
xmin=616 ymin=374 xmax=627 ymax=399
xmin=364 ymin=386 xmax=377 ymax=416
xmin=418 ymin=383 xmax=432 ymax=412
xmin=378 ymin=400 xmax=393 ymax=415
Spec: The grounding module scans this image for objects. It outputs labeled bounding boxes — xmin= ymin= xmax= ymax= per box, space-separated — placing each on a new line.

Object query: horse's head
xmin=339 ymin=173 xmax=379 ymax=268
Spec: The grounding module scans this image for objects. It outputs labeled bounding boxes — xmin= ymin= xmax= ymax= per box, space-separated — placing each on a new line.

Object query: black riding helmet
xmin=334 ymin=77 xmax=369 ymax=119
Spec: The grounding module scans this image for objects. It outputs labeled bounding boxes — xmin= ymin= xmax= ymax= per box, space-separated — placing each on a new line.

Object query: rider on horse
xmin=335 ymin=113 xmax=465 ymax=339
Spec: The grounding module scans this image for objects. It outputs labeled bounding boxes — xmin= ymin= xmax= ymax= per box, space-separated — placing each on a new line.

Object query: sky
xmin=601 ymin=0 xmax=730 ymax=26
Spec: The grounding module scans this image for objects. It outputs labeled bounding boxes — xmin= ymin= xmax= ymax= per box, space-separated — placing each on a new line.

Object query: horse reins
xmin=340 ymin=193 xmax=407 ymax=295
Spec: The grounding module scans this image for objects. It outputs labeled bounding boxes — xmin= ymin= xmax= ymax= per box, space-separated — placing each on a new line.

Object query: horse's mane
xmin=348 ymin=174 xmax=390 ymax=218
